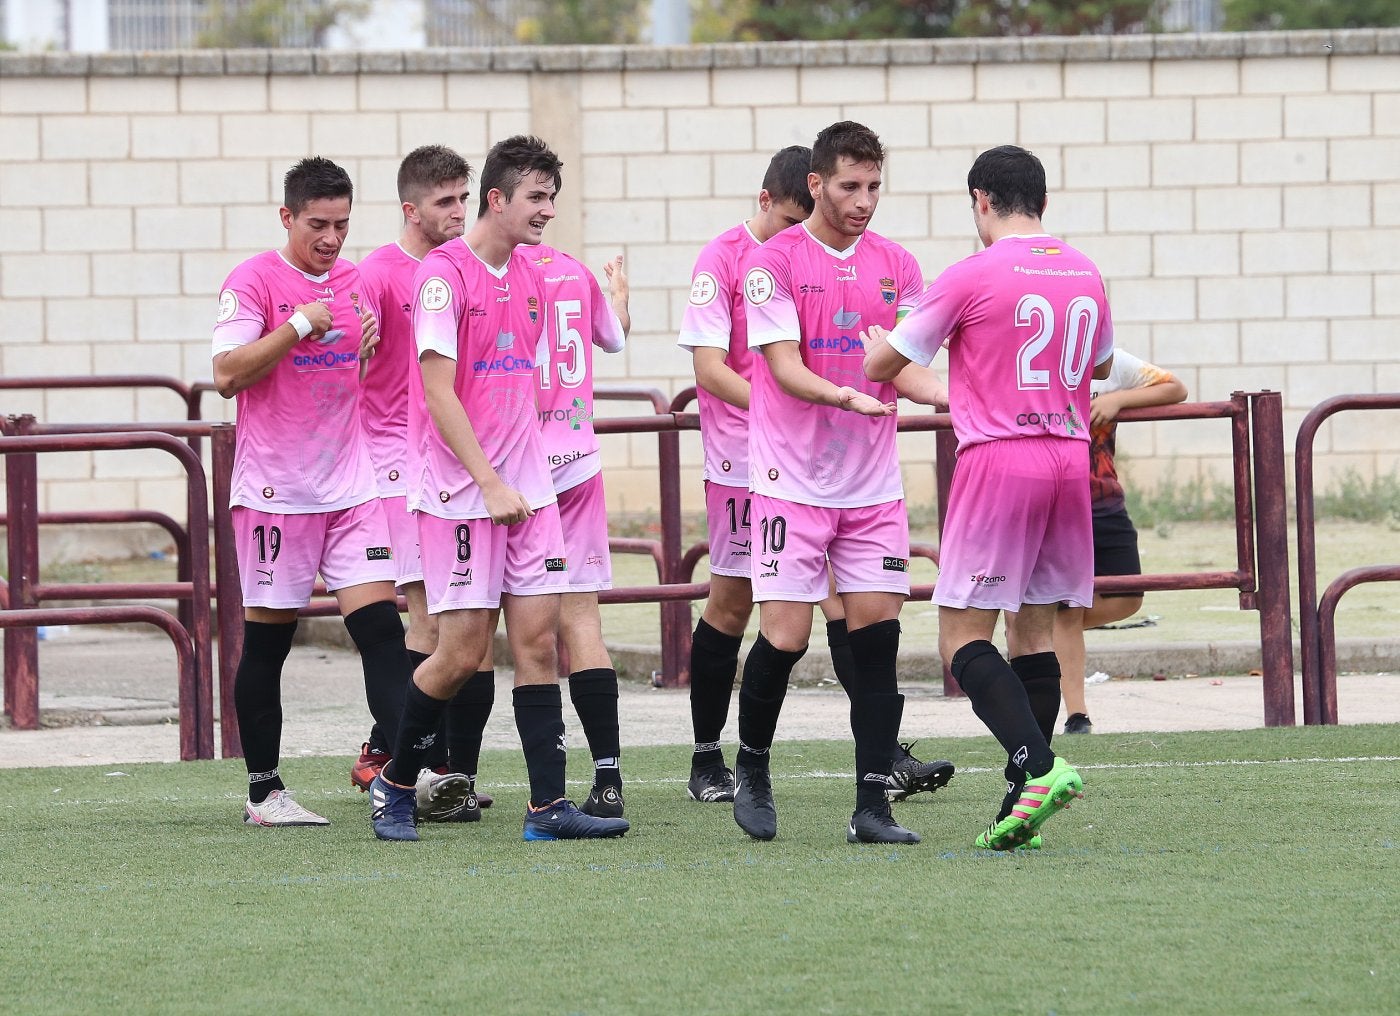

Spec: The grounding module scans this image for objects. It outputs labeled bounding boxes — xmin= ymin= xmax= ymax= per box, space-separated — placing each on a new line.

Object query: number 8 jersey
xmin=887 ymin=234 xmax=1115 ymax=452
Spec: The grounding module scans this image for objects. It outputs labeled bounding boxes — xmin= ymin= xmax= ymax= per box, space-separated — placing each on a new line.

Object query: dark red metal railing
xmin=1295 ymin=393 xmax=1400 ymax=725
xmin=1 ymin=418 xmax=215 ymax=759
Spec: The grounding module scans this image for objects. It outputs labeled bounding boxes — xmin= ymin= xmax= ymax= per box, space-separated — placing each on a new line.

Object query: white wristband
xmin=287 ymin=311 xmax=313 ymax=340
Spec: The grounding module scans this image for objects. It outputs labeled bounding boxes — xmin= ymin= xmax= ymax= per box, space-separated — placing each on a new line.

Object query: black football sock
xmin=1010 ymin=652 xmax=1062 ymax=747
xmin=847 ymin=619 xmax=900 ymax=697
xmin=736 ymin=634 xmax=805 ymax=770
xmin=233 ymin=619 xmax=297 ymax=804
xmin=382 ymin=680 xmax=448 ymax=787
xmin=367 ymin=648 xmax=429 ymax=756
xmin=825 ymin=618 xmax=858 ymax=699
xmin=951 ymin=640 xmax=1054 ymax=781
xmin=344 ymin=601 xmax=411 ymax=752
xmin=852 ymin=692 xmax=904 ymax=811
xmin=401 ymin=649 xmax=449 ymax=769
xmin=515 ymin=683 xmax=567 ymax=807
xmin=568 ymin=668 xmax=622 ymax=790
xmin=447 ymin=669 xmax=495 ymax=779
xmin=997 ymin=763 xmax=1022 ymax=822
xmin=689 ymin=618 xmax=741 ymax=769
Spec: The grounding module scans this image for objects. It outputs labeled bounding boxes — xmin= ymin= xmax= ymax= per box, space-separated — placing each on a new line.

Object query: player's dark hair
xmin=762 ymin=146 xmax=814 ymax=213
xmin=283 ymin=157 xmax=353 ymax=215
xmin=476 ymin=135 xmax=563 ymax=218
xmin=397 ymin=145 xmax=472 ymax=204
xmin=810 ymin=121 xmax=885 ymax=179
xmin=967 ymin=145 xmax=1047 ymax=219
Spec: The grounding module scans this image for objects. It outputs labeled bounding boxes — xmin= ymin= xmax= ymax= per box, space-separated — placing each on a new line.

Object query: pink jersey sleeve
xmin=413 ymin=267 xmax=461 ymax=361
xmin=678 ymin=239 xmax=738 ymax=352
xmin=886 ymin=258 xmax=978 ymax=368
xmin=742 ymin=246 xmax=799 ymax=349
xmin=212 ymin=261 xmax=270 ymax=354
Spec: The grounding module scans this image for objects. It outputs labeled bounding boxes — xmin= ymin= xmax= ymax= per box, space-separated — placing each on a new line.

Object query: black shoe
xmin=581 ymin=783 xmax=625 ymax=818
xmin=847 ymin=801 xmax=921 ymax=844
xmin=1063 ymin=713 xmax=1093 ymax=734
xmin=887 ymin=741 xmax=956 ymax=802
xmin=733 ymin=761 xmax=776 ymax=840
xmin=687 ymin=764 xmax=736 ymax=803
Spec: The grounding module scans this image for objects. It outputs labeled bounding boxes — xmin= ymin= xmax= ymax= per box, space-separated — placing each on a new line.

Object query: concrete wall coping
xmin=2 ymin=29 xmax=1396 ymax=77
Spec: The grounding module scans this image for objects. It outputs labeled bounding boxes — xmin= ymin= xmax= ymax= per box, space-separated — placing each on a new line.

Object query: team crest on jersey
xmin=527 ymin=296 xmax=539 ymax=324
xmin=217 ymin=289 xmax=238 ymax=323
xmin=420 ymin=277 xmax=451 ymax=312
xmin=1030 ymin=247 xmax=1062 ymax=256
xmin=879 ymin=277 xmax=896 ymax=305
xmin=690 ymin=271 xmax=718 ymax=307
xmin=744 ymin=267 xmax=775 ymax=306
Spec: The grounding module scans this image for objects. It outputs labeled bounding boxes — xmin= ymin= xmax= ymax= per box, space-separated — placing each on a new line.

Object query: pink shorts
xmin=555 ymin=472 xmax=611 ymax=593
xmin=933 ymin=437 xmax=1093 ymax=611
xmin=379 ymin=495 xmax=423 ymax=587
xmin=232 ymin=500 xmax=396 ymax=609
xmin=749 ymin=494 xmax=910 ymax=603
xmin=417 ymin=503 xmax=569 ymax=613
xmin=705 ymin=481 xmax=754 ymax=579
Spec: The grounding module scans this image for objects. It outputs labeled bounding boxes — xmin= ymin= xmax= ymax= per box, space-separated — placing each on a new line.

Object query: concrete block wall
xmin=1 ymin=31 xmax=1398 ymax=521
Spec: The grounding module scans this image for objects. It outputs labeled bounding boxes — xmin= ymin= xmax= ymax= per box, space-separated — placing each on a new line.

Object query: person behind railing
xmin=211 ymin=157 xmax=416 ymax=829
xmin=1054 ymin=352 xmax=1187 ymax=735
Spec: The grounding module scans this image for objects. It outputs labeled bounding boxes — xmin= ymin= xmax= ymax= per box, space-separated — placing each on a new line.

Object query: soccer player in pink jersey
xmin=212 ymin=157 xmax=419 ymax=827
xmin=366 ymin=136 xmax=627 ymax=842
xmin=866 ymin=145 xmax=1116 ymax=851
xmin=530 ymin=241 xmax=633 ymax=817
xmin=676 ymin=146 xmax=813 ymax=804
xmin=735 ymin=122 xmax=951 ymax=844
xmin=354 ymin=145 xmax=491 ymax=822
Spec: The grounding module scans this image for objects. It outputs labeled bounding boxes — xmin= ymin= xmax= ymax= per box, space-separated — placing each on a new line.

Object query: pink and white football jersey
xmin=212 ymin=250 xmax=378 ymax=513
xmin=677 ymin=222 xmax=760 ymax=488
xmin=356 ymin=242 xmax=419 ymax=498
xmin=886 ymin=234 xmax=1115 ymax=452
xmin=408 ymin=239 xmax=554 ymax=520
xmin=744 ymin=224 xmax=923 ymax=509
xmin=529 ymin=243 xmax=626 ymax=494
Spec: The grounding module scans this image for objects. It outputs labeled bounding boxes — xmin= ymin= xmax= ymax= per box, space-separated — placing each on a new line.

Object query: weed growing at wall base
xmin=1 ymin=727 xmax=1396 ymax=1015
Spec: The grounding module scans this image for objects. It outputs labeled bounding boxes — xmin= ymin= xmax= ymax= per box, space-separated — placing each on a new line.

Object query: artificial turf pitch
xmin=3 ymin=724 xmax=1396 ymax=1015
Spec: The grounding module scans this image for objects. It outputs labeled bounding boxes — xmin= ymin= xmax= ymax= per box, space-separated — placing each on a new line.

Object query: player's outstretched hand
xmin=297 ymin=301 xmax=333 ymax=338
xmin=483 ymin=482 xmax=535 ymax=526
xmin=358 ymin=307 xmax=380 ymax=359
xmin=837 ymin=386 xmax=896 ymax=417
xmin=603 ymin=254 xmax=627 ymax=295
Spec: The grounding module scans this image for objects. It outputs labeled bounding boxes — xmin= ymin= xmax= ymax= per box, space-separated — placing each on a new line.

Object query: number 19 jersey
xmin=887 ymin=234 xmax=1115 ymax=452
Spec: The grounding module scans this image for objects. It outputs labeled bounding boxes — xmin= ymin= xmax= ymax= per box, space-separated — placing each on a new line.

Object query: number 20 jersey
xmin=887 ymin=234 xmax=1115 ymax=453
